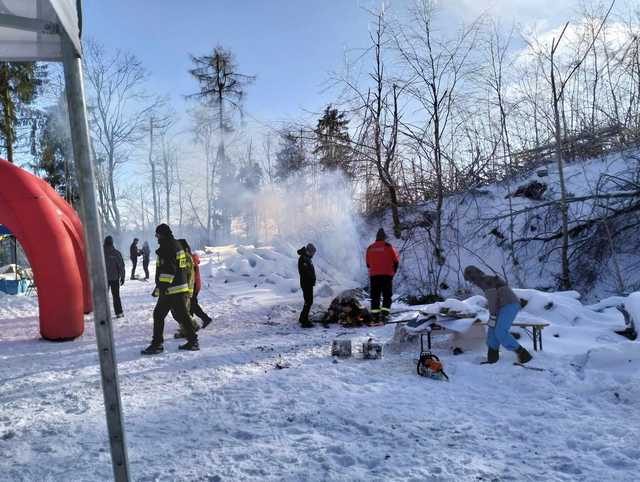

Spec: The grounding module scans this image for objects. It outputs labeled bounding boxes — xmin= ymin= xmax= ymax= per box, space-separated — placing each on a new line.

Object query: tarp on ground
xmin=0 ymin=0 xmax=81 ymax=61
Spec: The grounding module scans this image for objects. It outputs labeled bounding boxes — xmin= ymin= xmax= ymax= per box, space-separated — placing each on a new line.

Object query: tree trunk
xmin=148 ymin=117 xmax=159 ymax=225
xmin=551 ymin=62 xmax=572 ymax=290
xmin=2 ymin=64 xmax=13 ymax=163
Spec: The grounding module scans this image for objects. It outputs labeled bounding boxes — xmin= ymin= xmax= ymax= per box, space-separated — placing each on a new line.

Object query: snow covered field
xmin=1 ymin=247 xmax=639 ymax=481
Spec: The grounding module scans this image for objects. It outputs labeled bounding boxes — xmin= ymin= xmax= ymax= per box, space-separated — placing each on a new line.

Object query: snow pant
xmin=487 ymin=303 xmax=520 ymax=351
xmin=143 ymin=259 xmax=150 ymax=279
xmin=152 ymin=294 xmax=198 ymax=345
xmin=190 ymin=289 xmax=211 ymax=323
xmin=370 ymin=275 xmax=393 ymax=315
xmin=108 ymin=280 xmax=123 ymax=316
xmin=130 ymin=258 xmax=138 ymax=279
xmin=299 ymin=283 xmax=314 ymax=323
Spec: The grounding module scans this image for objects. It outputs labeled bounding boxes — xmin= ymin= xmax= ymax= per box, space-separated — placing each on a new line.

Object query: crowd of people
xmin=103 ymin=223 xmax=532 ymax=364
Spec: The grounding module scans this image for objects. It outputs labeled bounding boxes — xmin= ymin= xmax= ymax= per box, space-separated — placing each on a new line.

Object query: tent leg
xmin=61 ymin=33 xmax=131 ymax=482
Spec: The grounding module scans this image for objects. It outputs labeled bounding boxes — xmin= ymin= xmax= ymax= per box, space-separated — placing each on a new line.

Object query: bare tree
xmin=84 ymin=40 xmax=160 ymax=234
xmin=531 ymin=0 xmax=615 ymax=288
xmin=345 ymin=10 xmax=404 ymax=238
xmin=395 ymin=0 xmax=481 ymax=265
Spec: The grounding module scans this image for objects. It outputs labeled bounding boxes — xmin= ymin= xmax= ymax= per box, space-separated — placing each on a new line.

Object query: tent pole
xmin=61 ymin=33 xmax=131 ymax=482
xmin=13 ymin=236 xmax=17 ymax=281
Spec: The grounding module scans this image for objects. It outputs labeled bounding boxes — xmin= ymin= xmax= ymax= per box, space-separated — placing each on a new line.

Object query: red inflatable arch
xmin=0 ymin=159 xmax=92 ymax=340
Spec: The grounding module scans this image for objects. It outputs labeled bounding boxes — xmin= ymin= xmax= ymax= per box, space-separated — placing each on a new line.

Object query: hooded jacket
xmin=154 ymin=236 xmax=190 ymax=296
xmin=464 ymin=266 xmax=520 ymax=316
xmin=104 ymin=244 xmax=125 ymax=282
xmin=297 ymin=247 xmax=316 ymax=287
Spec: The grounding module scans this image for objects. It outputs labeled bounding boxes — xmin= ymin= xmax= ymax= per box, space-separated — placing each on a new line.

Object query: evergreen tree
xmin=314 ymin=105 xmax=352 ymax=175
xmin=0 ymin=62 xmax=46 ymax=163
xmin=32 ymin=96 xmax=77 ymax=204
xmin=275 ymin=131 xmax=306 ymax=181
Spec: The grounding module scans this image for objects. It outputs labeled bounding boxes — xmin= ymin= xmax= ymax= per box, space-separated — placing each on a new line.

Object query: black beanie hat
xmin=376 ymin=228 xmax=387 ymax=241
xmin=155 ymin=223 xmax=173 ymax=238
xmin=104 ymin=235 xmax=113 ymax=247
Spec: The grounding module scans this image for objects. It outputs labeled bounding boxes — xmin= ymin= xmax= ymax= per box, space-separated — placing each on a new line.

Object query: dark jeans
xmin=130 ymin=258 xmax=137 ymax=279
xmin=108 ymin=280 xmax=123 ymax=316
xmin=190 ymin=289 xmax=210 ymax=322
xmin=152 ymin=294 xmax=197 ymax=345
xmin=299 ymin=284 xmax=314 ymax=323
xmin=370 ymin=275 xmax=393 ymax=313
xmin=143 ymin=258 xmax=150 ymax=279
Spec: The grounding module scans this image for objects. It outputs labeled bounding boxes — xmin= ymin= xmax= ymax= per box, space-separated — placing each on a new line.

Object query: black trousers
xmin=108 ymin=280 xmax=123 ymax=316
xmin=370 ymin=275 xmax=393 ymax=313
xmin=190 ymin=289 xmax=210 ymax=322
xmin=130 ymin=258 xmax=137 ymax=279
xmin=143 ymin=259 xmax=150 ymax=279
xmin=152 ymin=294 xmax=197 ymax=344
xmin=299 ymin=284 xmax=314 ymax=323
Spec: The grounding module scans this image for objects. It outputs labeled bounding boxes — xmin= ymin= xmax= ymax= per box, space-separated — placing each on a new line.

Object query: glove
xmin=120 ymin=278 xmax=125 ymax=286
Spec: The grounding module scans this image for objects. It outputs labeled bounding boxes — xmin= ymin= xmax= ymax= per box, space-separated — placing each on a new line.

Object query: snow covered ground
xmin=1 ymin=246 xmax=639 ymax=481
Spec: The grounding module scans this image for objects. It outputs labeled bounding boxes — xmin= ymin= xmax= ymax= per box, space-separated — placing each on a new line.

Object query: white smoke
xmin=253 ymin=170 xmax=366 ymax=287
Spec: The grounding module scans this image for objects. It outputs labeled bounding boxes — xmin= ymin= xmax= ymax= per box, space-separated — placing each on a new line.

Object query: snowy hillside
xmin=1 ymin=250 xmax=639 ymax=481
xmin=389 ymin=150 xmax=640 ymax=301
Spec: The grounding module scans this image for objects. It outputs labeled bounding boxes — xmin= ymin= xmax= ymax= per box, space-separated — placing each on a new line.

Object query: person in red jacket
xmin=366 ymin=228 xmax=400 ymax=321
xmin=190 ymin=251 xmax=212 ymax=328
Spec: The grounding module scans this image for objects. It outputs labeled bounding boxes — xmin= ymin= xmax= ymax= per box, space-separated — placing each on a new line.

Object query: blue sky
xmin=82 ymin=0 xmax=577 ymax=130
xmin=83 ymin=0 xmax=379 ymax=127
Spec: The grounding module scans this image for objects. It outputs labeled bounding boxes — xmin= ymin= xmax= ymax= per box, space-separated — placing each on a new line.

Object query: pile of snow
xmin=201 ymin=241 xmax=362 ymax=299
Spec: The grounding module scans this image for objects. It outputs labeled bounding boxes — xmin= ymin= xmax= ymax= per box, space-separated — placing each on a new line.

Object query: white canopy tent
xmin=0 ymin=2 xmax=130 ymax=481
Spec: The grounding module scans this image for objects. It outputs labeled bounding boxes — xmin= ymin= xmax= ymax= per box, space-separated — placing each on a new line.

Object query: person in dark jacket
xmin=297 ymin=243 xmax=316 ymax=328
xmin=141 ymin=224 xmax=199 ymax=355
xmin=142 ymin=241 xmax=151 ymax=280
xmin=103 ymin=236 xmax=125 ymax=318
xmin=463 ymin=265 xmax=532 ymax=364
xmin=366 ymin=228 xmax=400 ymax=321
xmin=129 ymin=238 xmax=142 ymax=280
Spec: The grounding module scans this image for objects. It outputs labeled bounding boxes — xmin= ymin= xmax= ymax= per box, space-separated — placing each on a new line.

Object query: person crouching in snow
xmin=297 ymin=243 xmax=316 ymax=328
xmin=366 ymin=228 xmax=400 ymax=322
xmin=463 ymin=266 xmax=532 ymax=364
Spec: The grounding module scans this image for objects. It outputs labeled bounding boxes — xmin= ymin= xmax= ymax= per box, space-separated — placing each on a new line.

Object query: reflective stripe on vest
xmin=177 ymin=250 xmax=187 ymax=268
xmin=166 ymin=283 xmax=190 ymax=295
xmin=158 ymin=273 xmax=175 ymax=283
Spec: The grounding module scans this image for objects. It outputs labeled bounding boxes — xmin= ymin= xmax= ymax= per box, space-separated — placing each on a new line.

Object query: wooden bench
xmin=419 ymin=320 xmax=550 ymax=352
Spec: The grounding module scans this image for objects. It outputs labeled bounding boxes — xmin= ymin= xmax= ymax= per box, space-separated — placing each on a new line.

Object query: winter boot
xmin=179 ymin=339 xmax=200 ymax=351
xmin=300 ymin=320 xmax=313 ymax=329
xmin=484 ymin=347 xmax=499 ymax=364
xmin=516 ymin=346 xmax=532 ymax=364
xmin=141 ymin=343 xmax=164 ymax=355
xmin=201 ymin=316 xmax=213 ymax=329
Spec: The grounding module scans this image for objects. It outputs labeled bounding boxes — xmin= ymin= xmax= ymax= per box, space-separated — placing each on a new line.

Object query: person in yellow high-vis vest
xmin=141 ymin=223 xmax=199 ymax=355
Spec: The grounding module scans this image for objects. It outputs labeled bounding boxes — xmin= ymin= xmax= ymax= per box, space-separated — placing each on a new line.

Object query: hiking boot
xmin=201 ymin=317 xmax=213 ymax=329
xmin=300 ymin=320 xmax=313 ymax=328
xmin=179 ymin=339 xmax=200 ymax=351
xmin=516 ymin=346 xmax=532 ymax=364
xmin=141 ymin=343 xmax=164 ymax=355
xmin=615 ymin=327 xmax=638 ymax=341
xmin=486 ymin=347 xmax=499 ymax=364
